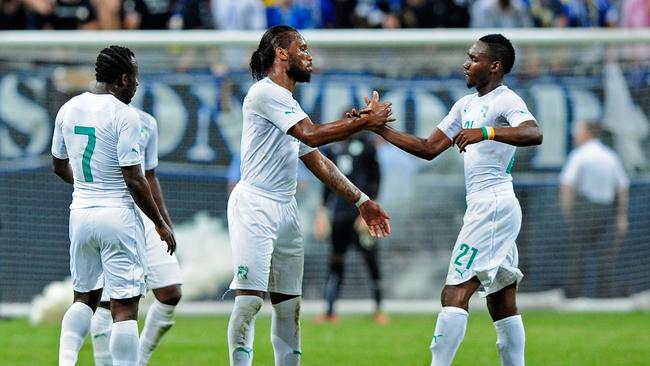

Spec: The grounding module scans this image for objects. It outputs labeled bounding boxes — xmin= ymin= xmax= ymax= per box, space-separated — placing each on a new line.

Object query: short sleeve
xmin=298 ymin=141 xmax=316 ymax=157
xmin=255 ymin=84 xmax=308 ymax=133
xmin=117 ymin=108 xmax=143 ymax=167
xmin=437 ymin=97 xmax=465 ymax=140
xmin=51 ymin=106 xmax=68 ymax=159
xmin=144 ymin=117 xmax=159 ymax=170
xmin=499 ymin=93 xmax=536 ymax=127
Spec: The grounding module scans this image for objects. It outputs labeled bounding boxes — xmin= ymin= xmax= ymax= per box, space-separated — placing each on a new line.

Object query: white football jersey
xmin=239 ymin=77 xmax=316 ymax=201
xmin=133 ymin=108 xmax=159 ymax=172
xmin=51 ymin=92 xmax=142 ymax=209
xmin=438 ymin=85 xmax=536 ymax=195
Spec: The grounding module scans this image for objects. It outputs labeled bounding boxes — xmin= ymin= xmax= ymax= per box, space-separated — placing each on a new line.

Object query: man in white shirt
xmin=371 ymin=34 xmax=543 ymax=366
xmin=559 ymin=120 xmax=629 ymax=298
xmin=52 ymin=45 xmax=175 ymax=366
xmin=227 ymin=25 xmax=394 ymax=366
xmin=89 ymin=108 xmax=183 ymax=366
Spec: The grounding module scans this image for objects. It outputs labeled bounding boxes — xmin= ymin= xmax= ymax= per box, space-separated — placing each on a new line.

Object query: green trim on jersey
xmin=74 ymin=126 xmax=96 ymax=182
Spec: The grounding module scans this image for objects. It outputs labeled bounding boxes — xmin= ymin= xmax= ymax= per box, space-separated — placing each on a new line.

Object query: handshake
xmin=346 ymin=91 xmax=395 ymax=131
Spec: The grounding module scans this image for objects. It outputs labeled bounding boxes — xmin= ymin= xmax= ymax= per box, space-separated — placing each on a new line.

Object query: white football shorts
xmin=99 ymin=213 xmax=183 ymax=302
xmin=227 ymin=182 xmax=304 ymax=295
xmin=69 ymin=206 xmax=146 ymax=300
xmin=445 ymin=182 xmax=524 ymax=297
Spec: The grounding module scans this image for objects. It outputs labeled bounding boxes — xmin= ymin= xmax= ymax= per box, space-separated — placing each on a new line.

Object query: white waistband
xmin=237 ymin=180 xmax=293 ymax=203
xmin=466 ymin=182 xmax=515 ymax=203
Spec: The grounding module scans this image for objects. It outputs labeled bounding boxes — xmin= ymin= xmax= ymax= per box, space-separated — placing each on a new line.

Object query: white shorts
xmin=100 ymin=215 xmax=183 ymax=302
xmin=69 ymin=206 xmax=146 ymax=300
xmin=445 ymin=183 xmax=524 ymax=297
xmin=227 ymin=182 xmax=304 ymax=295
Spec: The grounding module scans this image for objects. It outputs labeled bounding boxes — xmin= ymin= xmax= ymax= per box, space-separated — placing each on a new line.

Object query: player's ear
xmin=276 ymin=47 xmax=289 ymax=62
xmin=118 ymin=74 xmax=128 ymax=87
xmin=491 ymin=61 xmax=501 ymax=74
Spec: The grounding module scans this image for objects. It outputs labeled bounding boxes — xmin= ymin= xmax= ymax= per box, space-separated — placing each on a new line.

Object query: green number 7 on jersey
xmin=74 ymin=126 xmax=96 ymax=182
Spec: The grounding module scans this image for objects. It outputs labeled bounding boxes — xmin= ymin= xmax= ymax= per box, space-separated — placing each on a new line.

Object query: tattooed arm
xmin=300 ymin=150 xmax=391 ymax=237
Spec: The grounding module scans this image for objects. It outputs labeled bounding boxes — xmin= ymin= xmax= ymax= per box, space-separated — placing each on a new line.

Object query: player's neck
xmin=267 ymin=69 xmax=296 ymax=93
xmin=476 ymin=80 xmax=503 ymax=97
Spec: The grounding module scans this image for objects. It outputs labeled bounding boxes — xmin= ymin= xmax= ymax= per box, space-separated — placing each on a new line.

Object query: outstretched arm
xmin=288 ymin=91 xmax=394 ymax=147
xmin=452 ymin=120 xmax=543 ymax=152
xmin=375 ymin=126 xmax=453 ymax=160
xmin=301 ymin=150 xmax=391 ymax=237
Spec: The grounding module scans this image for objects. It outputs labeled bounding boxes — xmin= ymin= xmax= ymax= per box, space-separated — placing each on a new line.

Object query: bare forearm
xmin=146 ymin=173 xmax=172 ymax=227
xmin=308 ymin=156 xmax=361 ymax=204
xmin=295 ymin=117 xmax=365 ymax=147
xmin=377 ymin=126 xmax=447 ymax=160
xmin=125 ymin=176 xmax=164 ymax=227
xmin=493 ymin=124 xmax=543 ymax=147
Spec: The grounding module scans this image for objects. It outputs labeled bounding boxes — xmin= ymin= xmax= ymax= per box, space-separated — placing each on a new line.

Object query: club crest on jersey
xmin=237 ymin=266 xmax=249 ymax=280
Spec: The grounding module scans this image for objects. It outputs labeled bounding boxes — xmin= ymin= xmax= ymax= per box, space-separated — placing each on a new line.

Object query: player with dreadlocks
xmin=52 ymin=45 xmax=175 ymax=366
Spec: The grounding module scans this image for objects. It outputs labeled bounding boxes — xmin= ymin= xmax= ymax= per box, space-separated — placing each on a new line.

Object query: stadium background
xmin=1 ymin=30 xmax=649 ymax=314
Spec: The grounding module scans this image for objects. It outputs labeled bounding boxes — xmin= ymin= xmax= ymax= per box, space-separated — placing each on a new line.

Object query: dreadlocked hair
xmin=95 ymin=45 xmax=136 ymax=84
xmin=479 ymin=34 xmax=516 ymax=74
xmin=250 ymin=25 xmax=298 ymax=81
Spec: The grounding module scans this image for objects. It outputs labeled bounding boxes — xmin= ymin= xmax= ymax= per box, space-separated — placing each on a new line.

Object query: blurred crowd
xmin=1 ymin=0 xmax=648 ymax=31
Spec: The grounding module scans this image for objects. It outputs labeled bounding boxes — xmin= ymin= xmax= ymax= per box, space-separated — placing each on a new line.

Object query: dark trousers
xmin=566 ymin=197 xmax=620 ymax=298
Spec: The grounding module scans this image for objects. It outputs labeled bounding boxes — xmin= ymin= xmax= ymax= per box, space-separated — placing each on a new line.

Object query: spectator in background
xmin=620 ymin=0 xmax=650 ymax=27
xmin=1 ymin=0 xmax=29 ymax=29
xmin=123 ymin=0 xmax=175 ymax=29
xmin=398 ymin=0 xmax=470 ymax=28
xmin=559 ymin=120 xmax=629 ymax=298
xmin=470 ymin=0 xmax=533 ymax=28
xmin=211 ymin=0 xmax=266 ymax=30
xmin=266 ymin=0 xmax=316 ymax=28
xmin=529 ymin=0 xmax=567 ymax=27
xmin=313 ymin=132 xmax=388 ymax=324
xmin=432 ymin=0 xmax=470 ymax=27
xmin=559 ymin=0 xmax=617 ymax=27
xmin=31 ymin=0 xmax=99 ymax=30
xmin=91 ymin=0 xmax=122 ymax=29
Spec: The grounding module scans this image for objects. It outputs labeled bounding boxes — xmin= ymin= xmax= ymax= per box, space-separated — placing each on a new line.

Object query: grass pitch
xmin=1 ymin=311 xmax=648 ymax=365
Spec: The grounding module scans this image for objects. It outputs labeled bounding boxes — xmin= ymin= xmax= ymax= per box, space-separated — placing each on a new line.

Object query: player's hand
xmin=452 ymin=128 xmax=485 ymax=152
xmin=156 ymin=223 xmax=177 ymax=255
xmin=358 ymin=200 xmax=391 ymax=238
xmin=360 ymin=91 xmax=395 ymax=131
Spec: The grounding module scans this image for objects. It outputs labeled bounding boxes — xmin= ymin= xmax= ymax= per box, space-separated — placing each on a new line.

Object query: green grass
xmin=1 ymin=311 xmax=649 ymax=365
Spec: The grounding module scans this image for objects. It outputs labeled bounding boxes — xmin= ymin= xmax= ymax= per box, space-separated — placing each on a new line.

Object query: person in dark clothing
xmin=314 ymin=132 xmax=388 ymax=324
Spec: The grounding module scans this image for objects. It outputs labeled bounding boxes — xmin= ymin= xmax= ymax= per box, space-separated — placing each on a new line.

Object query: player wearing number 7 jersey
xmin=51 ymin=45 xmax=175 ymax=366
xmin=371 ymin=34 xmax=542 ymax=366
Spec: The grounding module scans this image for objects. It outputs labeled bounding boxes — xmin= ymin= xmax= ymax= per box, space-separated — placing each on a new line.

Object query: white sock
xmin=110 ymin=320 xmax=139 ymax=366
xmin=271 ymin=297 xmax=302 ymax=366
xmin=228 ymin=295 xmax=263 ymax=366
xmin=59 ymin=302 xmax=94 ymax=366
xmin=494 ymin=315 xmax=526 ymax=366
xmin=430 ymin=306 xmax=469 ymax=366
xmin=139 ymin=299 xmax=176 ymax=365
xmin=91 ymin=307 xmax=114 ymax=366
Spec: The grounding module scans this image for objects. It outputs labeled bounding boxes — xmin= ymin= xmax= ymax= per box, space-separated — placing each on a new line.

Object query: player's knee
xmin=154 ymin=285 xmax=182 ymax=306
xmin=440 ymin=286 xmax=469 ymax=309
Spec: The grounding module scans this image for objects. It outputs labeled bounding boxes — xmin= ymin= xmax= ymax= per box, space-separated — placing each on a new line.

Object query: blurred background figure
xmin=266 ymin=0 xmax=317 ymax=28
xmin=0 ymin=0 xmax=29 ymax=29
xmin=559 ymin=120 xmax=630 ymax=298
xmin=313 ymin=132 xmax=388 ymax=324
xmin=559 ymin=0 xmax=618 ymax=27
xmin=30 ymin=0 xmax=99 ymax=30
xmin=470 ymin=0 xmax=533 ymax=28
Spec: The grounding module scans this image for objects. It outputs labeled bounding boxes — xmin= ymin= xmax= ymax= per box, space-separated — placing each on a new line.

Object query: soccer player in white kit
xmin=51 ymin=45 xmax=176 ymax=366
xmin=372 ymin=34 xmax=543 ymax=366
xmin=89 ymin=108 xmax=183 ymax=366
xmin=227 ymin=25 xmax=394 ymax=366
